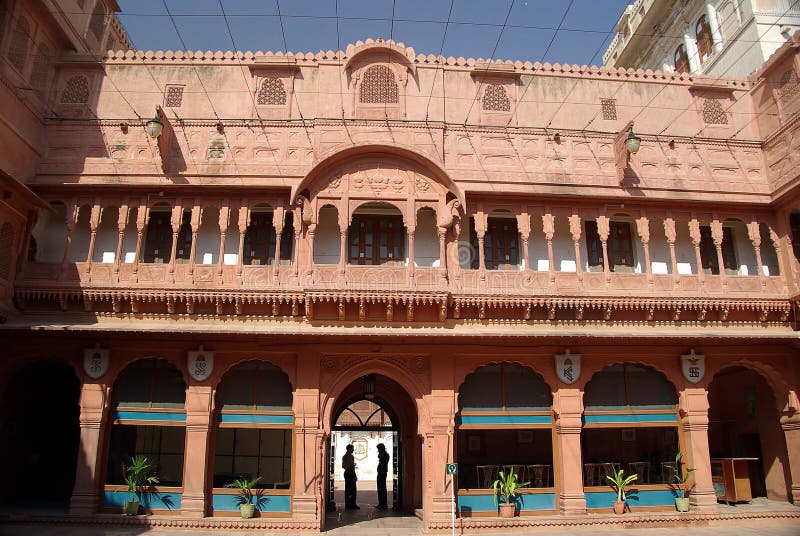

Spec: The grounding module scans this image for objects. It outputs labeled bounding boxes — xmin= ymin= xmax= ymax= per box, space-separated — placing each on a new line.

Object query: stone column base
xmin=180 ymin=494 xmax=206 ymax=518
xmin=559 ymin=492 xmax=586 ymax=515
xmin=791 ymin=484 xmax=800 ymax=505
xmin=291 ymin=495 xmax=320 ymax=520
xmin=69 ymin=492 xmax=99 ymax=515
xmin=689 ymin=490 xmax=719 ymax=513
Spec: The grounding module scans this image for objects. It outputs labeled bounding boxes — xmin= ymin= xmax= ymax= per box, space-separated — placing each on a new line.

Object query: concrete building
xmin=603 ymin=0 xmax=800 ymax=77
xmin=0 ymin=0 xmax=799 ymax=533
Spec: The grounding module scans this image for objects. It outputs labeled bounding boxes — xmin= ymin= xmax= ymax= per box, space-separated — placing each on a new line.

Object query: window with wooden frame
xmin=791 ymin=213 xmax=800 ymax=262
xmin=348 ymin=214 xmax=405 ymax=266
xmin=143 ymin=210 xmax=173 ymax=264
xmin=674 ymin=44 xmax=689 ymax=73
xmin=582 ymin=364 xmax=680 ymax=487
xmin=456 ymin=364 xmax=554 ymax=492
xmin=699 ymin=225 xmax=737 ymax=275
xmin=585 ymin=221 xmax=604 ymax=272
xmin=608 ymin=221 xmax=635 ymax=273
xmin=213 ymin=362 xmax=293 ymax=492
xmin=695 ymin=15 xmax=712 ymax=64
xmin=470 ymin=217 xmax=520 ymax=270
xmin=174 ymin=211 xmax=192 ymax=264
xmin=106 ymin=359 xmax=187 ymax=488
xmin=243 ymin=212 xmax=274 ymax=266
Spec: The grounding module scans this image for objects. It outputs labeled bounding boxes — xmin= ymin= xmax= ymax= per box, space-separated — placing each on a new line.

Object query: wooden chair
xmin=661 ymin=461 xmax=678 ymax=483
xmin=527 ymin=464 xmax=550 ymax=488
xmin=476 ymin=465 xmax=499 ymax=488
xmin=628 ymin=462 xmax=650 ymax=484
xmin=502 ymin=464 xmax=525 ymax=481
xmin=583 ymin=463 xmax=601 ymax=486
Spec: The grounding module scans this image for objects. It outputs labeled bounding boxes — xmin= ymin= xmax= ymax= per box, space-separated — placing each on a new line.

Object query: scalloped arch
xmin=291 ymin=143 xmax=465 ymax=208
xmin=456 ymin=360 xmax=555 ymax=396
xmin=212 ymin=358 xmax=293 ymax=392
xmin=108 ymin=356 xmax=188 ymax=389
xmin=343 ymin=41 xmax=415 ymax=75
xmin=579 ymin=359 xmax=679 ymax=393
xmin=708 ymin=359 xmax=796 ymax=414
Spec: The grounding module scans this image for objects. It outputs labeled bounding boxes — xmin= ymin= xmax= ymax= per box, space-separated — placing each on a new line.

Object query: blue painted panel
xmin=113 ymin=410 xmax=186 ymax=422
xmin=457 ymin=414 xmax=552 ymax=425
xmin=212 ymin=493 xmax=291 ymax=513
xmin=218 ymin=413 xmax=293 ymax=425
xmin=103 ymin=490 xmax=181 ymax=510
xmin=583 ymin=413 xmax=677 ymax=424
xmin=585 ymin=489 xmax=676 ymax=509
xmin=457 ymin=492 xmax=556 ymax=513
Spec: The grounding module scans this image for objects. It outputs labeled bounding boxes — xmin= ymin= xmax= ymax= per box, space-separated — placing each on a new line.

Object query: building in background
xmin=603 ymin=0 xmax=800 ymax=77
xmin=0 ymin=0 xmax=799 ymax=533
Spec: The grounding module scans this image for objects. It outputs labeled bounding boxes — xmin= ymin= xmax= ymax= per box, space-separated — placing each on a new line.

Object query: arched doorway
xmin=326 ymin=374 xmax=420 ymax=516
xmin=0 ymin=360 xmax=80 ymax=511
xmin=708 ymin=365 xmax=792 ymax=503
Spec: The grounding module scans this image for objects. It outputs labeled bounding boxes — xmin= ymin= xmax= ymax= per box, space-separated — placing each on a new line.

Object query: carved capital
xmin=710 ymin=219 xmax=723 ymax=246
xmin=635 ymin=216 xmax=650 ymax=244
xmin=516 ymin=213 xmax=531 ymax=239
xmin=542 ymin=213 xmax=555 ymax=240
xmin=568 ymin=214 xmax=581 ymax=242
xmin=596 ymin=215 xmax=610 ymax=241
xmin=89 ymin=204 xmax=103 ymax=231
xmin=746 ymin=221 xmax=761 ymax=247
xmin=117 ymin=204 xmax=130 ymax=231
xmin=663 ymin=217 xmax=676 ymax=244
xmin=688 ymin=219 xmax=701 ymax=245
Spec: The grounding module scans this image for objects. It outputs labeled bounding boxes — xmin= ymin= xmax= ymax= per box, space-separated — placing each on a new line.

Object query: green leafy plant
xmin=491 ymin=470 xmax=530 ymax=505
xmin=606 ymin=467 xmax=637 ymax=503
xmin=669 ymin=452 xmax=695 ymax=499
xmin=124 ymin=455 xmax=159 ymax=503
xmin=225 ymin=476 xmax=263 ymax=506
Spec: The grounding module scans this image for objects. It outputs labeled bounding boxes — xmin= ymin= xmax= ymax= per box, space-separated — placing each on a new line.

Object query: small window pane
xmin=459 ymin=364 xmax=503 ymax=411
xmin=584 ymin=364 xmax=627 ymax=411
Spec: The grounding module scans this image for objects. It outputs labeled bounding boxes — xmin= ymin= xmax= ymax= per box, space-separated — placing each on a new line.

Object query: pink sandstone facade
xmin=0 ymin=1 xmax=799 ymax=533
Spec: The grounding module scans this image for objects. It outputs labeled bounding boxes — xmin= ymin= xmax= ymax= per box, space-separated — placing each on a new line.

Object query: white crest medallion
xmin=555 ymin=350 xmax=581 ymax=385
xmin=83 ymin=344 xmax=109 ymax=379
xmin=188 ymin=346 xmax=214 ymax=382
xmin=681 ymin=349 xmax=705 ymax=384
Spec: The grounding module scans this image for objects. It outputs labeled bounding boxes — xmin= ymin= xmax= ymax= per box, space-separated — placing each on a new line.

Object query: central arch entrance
xmin=325 ymin=373 xmax=421 ymax=516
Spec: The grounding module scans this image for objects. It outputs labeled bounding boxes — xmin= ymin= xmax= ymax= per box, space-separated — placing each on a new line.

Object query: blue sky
xmin=117 ymin=0 xmax=631 ymax=66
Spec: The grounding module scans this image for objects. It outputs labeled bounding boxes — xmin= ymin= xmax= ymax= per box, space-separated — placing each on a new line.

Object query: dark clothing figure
xmin=342 ymin=445 xmax=359 ymax=509
xmin=376 ymin=443 xmax=390 ymax=509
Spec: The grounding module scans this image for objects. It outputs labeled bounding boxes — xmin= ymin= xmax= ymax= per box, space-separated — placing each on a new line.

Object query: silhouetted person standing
xmin=376 ymin=443 xmax=390 ymax=509
xmin=342 ymin=444 xmax=359 ymax=509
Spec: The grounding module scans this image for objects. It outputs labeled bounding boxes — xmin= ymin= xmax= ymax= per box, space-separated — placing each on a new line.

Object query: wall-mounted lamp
xmin=216 ymin=121 xmax=224 ymax=133
xmin=119 ymin=122 xmax=129 ymax=133
xmin=363 ymin=374 xmax=376 ymax=400
xmin=625 ymin=129 xmax=641 ymax=155
xmin=145 ymin=113 xmax=163 ymax=139
xmin=553 ymin=132 xmax=561 ymax=143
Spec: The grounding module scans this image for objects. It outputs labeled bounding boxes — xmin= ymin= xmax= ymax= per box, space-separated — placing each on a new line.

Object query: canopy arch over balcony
xmin=292 ymin=145 xmax=465 ymax=228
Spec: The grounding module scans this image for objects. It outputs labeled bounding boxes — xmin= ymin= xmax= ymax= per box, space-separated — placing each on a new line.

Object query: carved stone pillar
xmin=60 ymin=202 xmax=79 ymax=280
xmin=568 ymin=214 xmax=582 ymax=281
xmin=187 ymin=205 xmax=200 ymax=279
xmin=747 ymin=221 xmax=766 ymax=285
xmin=664 ymin=217 xmax=679 ymax=285
xmin=636 ymin=215 xmax=652 ymax=283
xmin=217 ymin=205 xmax=229 ymax=278
xmin=596 ymin=215 xmax=610 ymax=282
xmin=769 ymin=226 xmax=789 ymax=293
xmin=681 ymin=388 xmax=719 ymax=512
xmin=292 ymin=209 xmax=302 ymax=278
xmin=236 ymin=204 xmax=249 ymax=282
xmin=780 ymin=414 xmax=800 ymax=504
xmin=516 ymin=213 xmax=531 ymax=271
xmin=474 ymin=212 xmax=487 ymax=275
xmin=710 ymin=219 xmax=727 ymax=285
xmin=85 ymin=203 xmax=102 ymax=276
xmin=554 ymin=388 xmax=586 ymax=515
xmin=181 ymin=384 xmax=213 ymax=517
xmin=132 ymin=204 xmax=147 ymax=281
xmin=273 ymin=207 xmax=285 ymax=281
xmin=69 ymin=381 xmax=109 ymax=514
xmin=542 ymin=213 xmax=555 ymax=282
xmin=437 ymin=226 xmax=447 ymax=284
xmin=167 ymin=205 xmax=182 ymax=278
xmin=688 ymin=219 xmax=704 ymax=285
xmin=113 ymin=204 xmax=129 ymax=282
xmin=338 ymin=231 xmax=347 ymax=276
xmin=407 ymin=213 xmax=416 ymax=283
xmin=306 ymin=223 xmax=317 ymax=280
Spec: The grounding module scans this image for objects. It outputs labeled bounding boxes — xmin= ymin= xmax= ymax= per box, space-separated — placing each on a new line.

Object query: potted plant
xmin=124 ymin=455 xmax=159 ymax=515
xmin=606 ymin=467 xmax=637 ymax=514
xmin=669 ymin=452 xmax=695 ymax=512
xmin=491 ymin=470 xmax=529 ymax=518
xmin=225 ymin=476 xmax=262 ymax=519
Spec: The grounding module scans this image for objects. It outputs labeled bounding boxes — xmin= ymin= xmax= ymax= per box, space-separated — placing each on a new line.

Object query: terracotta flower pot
xmin=498 ymin=502 xmax=516 ymax=518
xmin=240 ymin=503 xmax=256 ymax=518
xmin=124 ymin=500 xmax=140 ymax=516
xmin=612 ymin=500 xmax=626 ymax=515
xmin=675 ymin=498 xmax=690 ymax=512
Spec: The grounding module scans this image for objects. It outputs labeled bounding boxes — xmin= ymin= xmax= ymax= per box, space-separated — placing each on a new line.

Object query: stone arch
xmin=454 ymin=360 xmax=555 ymax=400
xmin=212 ymin=357 xmax=294 ymax=392
xmin=292 ymin=144 xmax=465 ymax=209
xmin=457 ymin=362 xmax=553 ymax=412
xmin=578 ymin=358 xmax=679 ymax=393
xmin=106 ymin=355 xmax=188 ymax=389
xmin=707 ymin=358 xmax=796 ymax=416
xmin=320 ymin=359 xmax=428 ymax=436
xmin=343 ymin=41 xmax=416 ymax=76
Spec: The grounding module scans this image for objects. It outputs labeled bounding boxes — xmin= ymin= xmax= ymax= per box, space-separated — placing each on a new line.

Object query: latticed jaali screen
xmin=359 ymin=65 xmax=399 ymax=104
xmin=483 ymin=84 xmax=510 ymax=111
xmin=257 ymin=77 xmax=287 ymax=105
